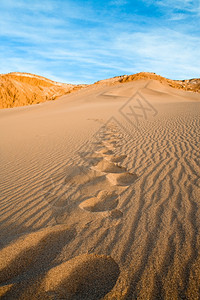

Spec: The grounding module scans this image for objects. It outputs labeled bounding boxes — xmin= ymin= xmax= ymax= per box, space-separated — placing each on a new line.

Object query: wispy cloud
xmin=0 ymin=0 xmax=199 ymax=83
xmin=157 ymin=0 xmax=200 ymax=12
xmin=113 ymin=28 xmax=200 ymax=78
xmin=146 ymin=0 xmax=200 ymax=18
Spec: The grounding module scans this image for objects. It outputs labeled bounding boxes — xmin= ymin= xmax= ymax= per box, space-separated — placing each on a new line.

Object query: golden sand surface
xmin=0 ymin=77 xmax=199 ymax=299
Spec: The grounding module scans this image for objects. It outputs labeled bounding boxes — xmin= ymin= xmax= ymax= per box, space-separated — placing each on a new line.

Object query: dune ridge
xmin=95 ymin=72 xmax=200 ymax=93
xmin=0 ymin=71 xmax=200 ymax=109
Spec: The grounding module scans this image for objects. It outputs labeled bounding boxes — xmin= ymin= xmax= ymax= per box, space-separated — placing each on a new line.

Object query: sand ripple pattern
xmin=0 ymin=103 xmax=200 ymax=298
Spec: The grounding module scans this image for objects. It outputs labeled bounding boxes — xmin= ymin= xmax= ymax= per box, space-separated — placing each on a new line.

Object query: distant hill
xmin=0 ymin=72 xmax=85 ymax=109
xmin=0 ymin=72 xmax=199 ymax=109
xmin=95 ymin=72 xmax=200 ymax=93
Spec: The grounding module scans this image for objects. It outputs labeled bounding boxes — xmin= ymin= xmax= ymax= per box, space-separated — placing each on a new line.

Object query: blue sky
xmin=0 ymin=0 xmax=200 ymax=83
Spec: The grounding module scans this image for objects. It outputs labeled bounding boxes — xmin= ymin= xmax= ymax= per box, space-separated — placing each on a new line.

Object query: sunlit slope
xmin=95 ymin=72 xmax=200 ymax=93
xmin=0 ymin=71 xmax=199 ymax=109
xmin=0 ymin=72 xmax=84 ymax=108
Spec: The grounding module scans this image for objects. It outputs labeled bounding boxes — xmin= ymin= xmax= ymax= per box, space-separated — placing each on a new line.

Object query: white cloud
xmin=149 ymin=0 xmax=200 ymax=15
xmin=113 ymin=29 xmax=200 ymax=79
xmin=0 ymin=0 xmax=199 ymax=82
xmin=168 ymin=13 xmax=187 ymax=21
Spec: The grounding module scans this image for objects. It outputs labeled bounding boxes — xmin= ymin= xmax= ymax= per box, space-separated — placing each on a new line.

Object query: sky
xmin=0 ymin=0 xmax=200 ymax=84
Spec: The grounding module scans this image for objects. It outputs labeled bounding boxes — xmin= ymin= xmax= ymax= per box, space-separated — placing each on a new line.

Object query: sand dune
xmin=0 ymin=76 xmax=200 ymax=299
xmin=0 ymin=72 xmax=85 ymax=108
xmin=0 ymin=71 xmax=200 ymax=109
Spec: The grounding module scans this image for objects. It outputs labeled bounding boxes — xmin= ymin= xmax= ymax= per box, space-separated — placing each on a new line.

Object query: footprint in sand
xmin=74 ymin=122 xmax=138 ymax=217
xmin=42 ymin=253 xmax=120 ymax=300
xmin=0 ymin=225 xmax=76 ymax=285
xmin=107 ymin=154 xmax=127 ymax=163
xmin=78 ymin=151 xmax=104 ymax=166
xmin=92 ymin=159 xmax=126 ymax=174
xmin=0 ymin=229 xmax=120 ymax=300
xmin=102 ymin=140 xmax=120 ymax=150
xmin=93 ymin=145 xmax=126 ymax=163
xmin=43 ymin=166 xmax=94 ymax=208
xmin=109 ymin=209 xmax=123 ymax=219
xmin=79 ymin=190 xmax=124 ymax=219
xmin=95 ymin=148 xmax=114 ymax=155
xmin=79 ymin=190 xmax=118 ymax=212
xmin=79 ymin=151 xmax=137 ymax=216
xmin=91 ymin=157 xmax=138 ymax=186
xmin=106 ymin=172 xmax=138 ymax=186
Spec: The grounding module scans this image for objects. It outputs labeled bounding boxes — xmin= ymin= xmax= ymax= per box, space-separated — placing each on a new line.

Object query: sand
xmin=0 ymin=78 xmax=200 ymax=299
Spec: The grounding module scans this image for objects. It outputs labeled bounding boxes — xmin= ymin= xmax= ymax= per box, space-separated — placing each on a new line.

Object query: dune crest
xmin=1 ymin=71 xmax=199 ymax=109
xmin=95 ymin=72 xmax=200 ymax=93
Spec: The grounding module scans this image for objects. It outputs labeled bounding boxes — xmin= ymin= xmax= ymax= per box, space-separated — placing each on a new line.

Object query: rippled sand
xmin=0 ymin=79 xmax=199 ymax=299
